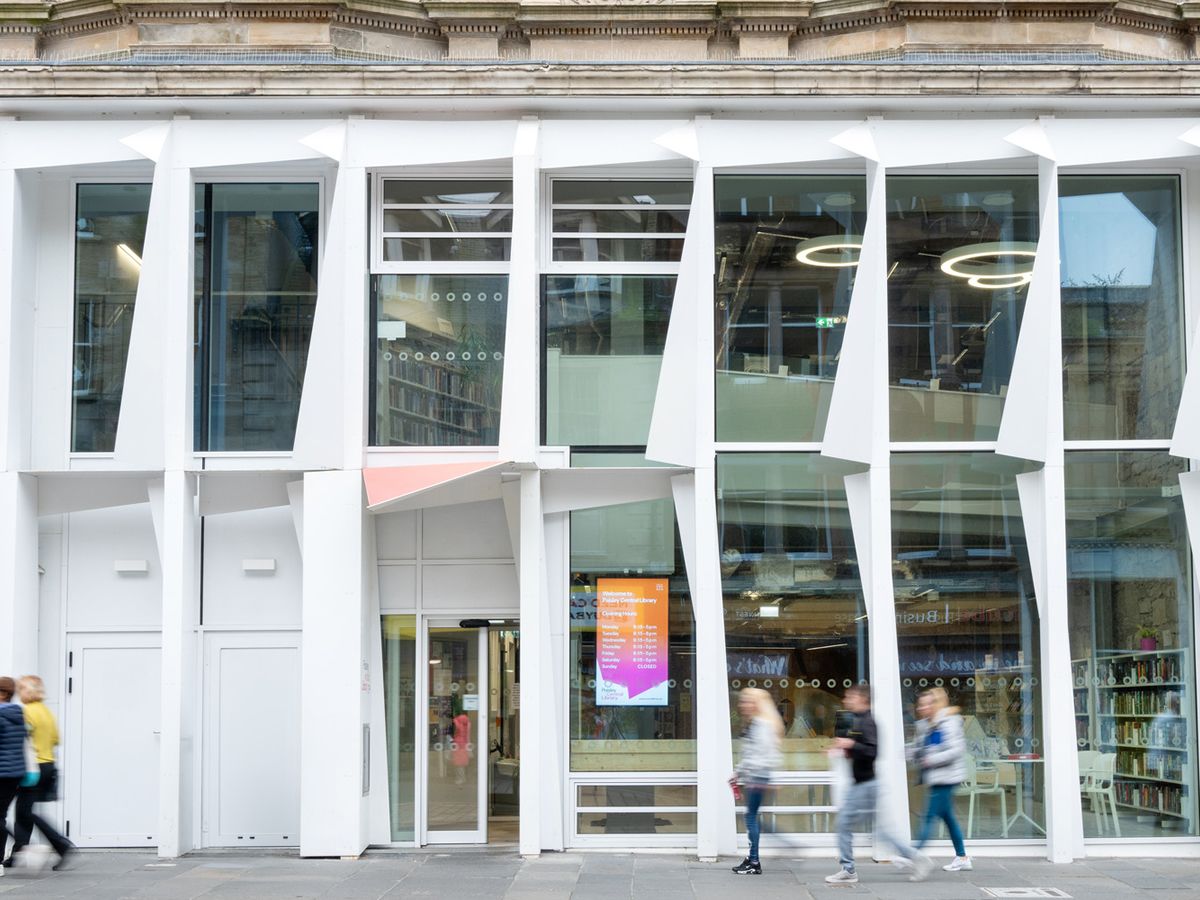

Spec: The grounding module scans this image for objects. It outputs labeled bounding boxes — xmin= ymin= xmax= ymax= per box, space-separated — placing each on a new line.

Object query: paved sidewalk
xmin=0 ymin=850 xmax=1198 ymax=899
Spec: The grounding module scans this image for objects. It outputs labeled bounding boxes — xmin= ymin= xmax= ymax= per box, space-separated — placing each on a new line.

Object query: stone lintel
xmin=0 ymin=0 xmax=50 ymax=24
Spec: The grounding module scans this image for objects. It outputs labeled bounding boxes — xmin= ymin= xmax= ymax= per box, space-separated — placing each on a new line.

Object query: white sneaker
xmin=910 ymin=853 xmax=935 ymax=882
xmin=891 ymin=856 xmax=913 ymax=871
xmin=943 ymin=856 xmax=973 ymax=872
xmin=825 ymin=868 xmax=859 ymax=884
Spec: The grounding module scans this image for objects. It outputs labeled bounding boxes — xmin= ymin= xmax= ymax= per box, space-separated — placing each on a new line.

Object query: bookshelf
xmin=1072 ymin=658 xmax=1094 ymax=751
xmin=1090 ymin=648 xmax=1195 ymax=826
xmin=974 ymin=664 xmax=1041 ymax=756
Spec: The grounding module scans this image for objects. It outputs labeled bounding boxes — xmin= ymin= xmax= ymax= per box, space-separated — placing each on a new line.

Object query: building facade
xmin=2 ymin=0 xmax=1200 ymax=866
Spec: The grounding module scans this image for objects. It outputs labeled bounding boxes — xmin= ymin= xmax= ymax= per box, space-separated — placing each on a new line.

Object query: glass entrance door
xmin=424 ymin=622 xmax=488 ymax=843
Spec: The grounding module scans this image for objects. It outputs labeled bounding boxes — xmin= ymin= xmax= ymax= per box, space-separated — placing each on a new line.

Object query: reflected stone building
xmin=2 ymin=0 xmax=1200 ymax=866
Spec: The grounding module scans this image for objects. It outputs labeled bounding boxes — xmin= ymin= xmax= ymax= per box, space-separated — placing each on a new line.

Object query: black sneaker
xmin=731 ymin=857 xmax=762 ymax=875
xmin=52 ymin=845 xmax=77 ymax=872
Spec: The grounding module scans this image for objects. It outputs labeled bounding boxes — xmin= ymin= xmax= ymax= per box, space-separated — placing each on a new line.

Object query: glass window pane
xmin=575 ymin=784 xmax=697 ymax=807
xmin=195 ymin=183 xmax=319 ymax=452
xmin=1060 ymin=177 xmax=1184 ymax=441
xmin=381 ymin=615 xmax=417 ymax=842
xmin=887 ymin=177 xmax=1039 ymax=441
xmin=383 ymin=180 xmax=512 ymax=205
xmin=553 ymin=181 xmax=692 ymax=206
xmin=552 ymin=209 xmax=688 ymax=234
xmin=373 ymin=274 xmax=506 ymax=446
xmin=715 ymin=176 xmax=866 ymax=442
xmin=891 ymin=452 xmax=1045 ymax=839
xmin=576 ymin=812 xmax=697 ymax=835
xmin=1066 ymin=451 xmax=1197 ymax=837
xmin=552 ymin=238 xmax=684 ymax=264
xmin=718 ymin=453 xmax=869 ymax=781
xmin=72 ymin=184 xmax=151 ymax=453
xmin=383 ymin=209 xmax=513 ymax=234
xmin=384 ymin=237 xmax=511 ymax=264
xmin=544 ymin=275 xmax=674 ymax=446
xmin=570 ymin=456 xmax=696 ymax=774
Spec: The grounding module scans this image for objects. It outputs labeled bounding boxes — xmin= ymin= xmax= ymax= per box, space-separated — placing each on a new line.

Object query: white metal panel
xmin=66 ymin=503 xmax=163 ymax=629
xmin=422 ymin=563 xmax=519 ymax=610
xmin=872 ymin=119 xmax=1031 ymax=168
xmin=64 ymin=634 xmax=162 ymax=847
xmin=0 ymin=121 xmax=147 ymax=169
xmin=541 ymin=467 xmax=679 ymax=514
xmin=422 ymin=499 xmax=514 ymax=560
xmin=197 ymin=473 xmax=292 ymax=517
xmin=378 ymin=564 xmax=417 ymax=609
xmin=658 ymin=119 xmax=858 ymax=168
xmin=376 ymin=509 xmax=419 ymax=560
xmin=202 ymin=507 xmax=303 ymax=627
xmin=203 ymin=633 xmax=301 ymax=847
xmin=0 ymin=472 xmax=38 ymax=676
xmin=541 ymin=119 xmax=688 ymax=169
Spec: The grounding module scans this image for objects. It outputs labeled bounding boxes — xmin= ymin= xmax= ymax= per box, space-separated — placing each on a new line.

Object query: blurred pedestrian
xmin=910 ymin=687 xmax=971 ymax=873
xmin=0 ymin=676 xmax=38 ymax=876
xmin=730 ymin=688 xmax=782 ymax=875
xmin=8 ymin=676 xmax=75 ymax=872
xmin=826 ymin=684 xmax=931 ymax=885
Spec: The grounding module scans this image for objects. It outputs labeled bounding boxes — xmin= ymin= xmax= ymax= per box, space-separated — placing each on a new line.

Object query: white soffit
xmin=661 ymin=119 xmax=858 ymax=168
xmin=541 ymin=119 xmax=690 ymax=169
xmin=646 ymin=166 xmax=713 ymax=467
xmin=1008 ymin=117 xmax=1200 ymax=166
xmin=338 ymin=119 xmax=519 ymax=168
xmin=197 ymin=472 xmax=293 ymax=516
xmin=541 ymin=467 xmax=687 ymax=514
xmin=870 ymin=119 xmax=1031 ymax=168
xmin=1015 ymin=468 xmax=1048 ymax=620
xmin=363 ymin=460 xmax=514 ymax=514
xmin=0 ymin=121 xmax=148 ymax=169
xmin=171 ymin=119 xmax=339 ymax=169
xmin=36 ymin=473 xmax=152 ymax=516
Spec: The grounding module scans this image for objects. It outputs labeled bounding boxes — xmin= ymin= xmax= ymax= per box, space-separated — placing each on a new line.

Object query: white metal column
xmin=518 ymin=469 xmax=546 ymax=855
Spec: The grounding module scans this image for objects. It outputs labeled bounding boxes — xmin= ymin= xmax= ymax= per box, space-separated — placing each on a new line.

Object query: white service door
xmin=64 ymin=634 xmax=162 ymax=847
xmin=202 ymin=632 xmax=301 ymax=847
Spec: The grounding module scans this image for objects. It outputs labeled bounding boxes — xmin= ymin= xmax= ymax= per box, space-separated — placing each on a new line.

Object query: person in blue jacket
xmin=0 ymin=676 xmax=38 ymax=877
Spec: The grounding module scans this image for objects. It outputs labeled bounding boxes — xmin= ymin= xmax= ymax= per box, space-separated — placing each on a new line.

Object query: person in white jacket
xmin=909 ymin=687 xmax=971 ymax=872
xmin=729 ymin=688 xmax=782 ymax=875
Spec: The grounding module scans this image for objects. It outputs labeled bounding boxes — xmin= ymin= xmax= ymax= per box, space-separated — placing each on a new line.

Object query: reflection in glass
xmin=194 ymin=183 xmax=319 ymax=451
xmin=1066 ymin=452 xmax=1197 ymax=837
xmin=551 ymin=180 xmax=690 ymax=264
xmin=427 ymin=625 xmax=481 ymax=834
xmin=381 ymin=615 xmax=417 ymax=841
xmin=887 ymin=177 xmax=1038 ymax=441
xmin=73 ymin=184 xmax=151 ymax=452
xmin=715 ymin=177 xmax=867 ymax=442
xmin=380 ymin=179 xmax=512 ymax=264
xmin=570 ymin=454 xmax=696 ymax=777
xmin=717 ymin=453 xmax=868 ymax=836
xmin=1060 ymin=177 xmax=1184 ymax=441
xmin=544 ymin=275 xmax=674 ymax=446
xmin=570 ymin=453 xmax=675 ymax=575
xmin=891 ymin=452 xmax=1044 ymax=839
xmin=372 ymin=275 xmax=507 ymax=446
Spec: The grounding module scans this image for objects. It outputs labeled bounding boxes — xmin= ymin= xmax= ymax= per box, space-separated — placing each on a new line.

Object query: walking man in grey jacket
xmin=825 ymin=685 xmax=933 ymax=884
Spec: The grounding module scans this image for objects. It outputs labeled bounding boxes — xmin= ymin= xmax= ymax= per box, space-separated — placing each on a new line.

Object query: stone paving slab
xmin=0 ymin=850 xmax=1198 ymax=899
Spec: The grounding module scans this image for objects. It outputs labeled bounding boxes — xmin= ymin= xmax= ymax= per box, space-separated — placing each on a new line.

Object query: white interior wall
xmin=67 ymin=502 xmax=162 ymax=629
xmin=202 ymin=507 xmax=302 ymax=627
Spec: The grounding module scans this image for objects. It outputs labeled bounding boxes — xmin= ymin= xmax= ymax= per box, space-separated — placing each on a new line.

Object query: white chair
xmin=1083 ymin=752 xmax=1121 ymax=837
xmin=962 ymin=754 xmax=1009 ymax=838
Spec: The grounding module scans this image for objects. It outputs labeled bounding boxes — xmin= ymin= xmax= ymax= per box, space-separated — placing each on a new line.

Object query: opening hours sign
xmin=595 ymin=578 xmax=669 ymax=706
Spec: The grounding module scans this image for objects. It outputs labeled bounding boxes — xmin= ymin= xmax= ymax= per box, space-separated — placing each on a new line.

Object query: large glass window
xmin=373 ymin=275 xmax=506 ymax=446
xmin=569 ymin=455 xmax=696 ymax=777
xmin=543 ymin=180 xmax=688 ymax=448
xmin=72 ymin=184 xmax=151 ymax=452
xmin=194 ymin=183 xmax=320 ymax=452
xmin=714 ymin=177 xmax=866 ymax=442
xmin=887 ymin=177 xmax=1038 ymax=442
xmin=891 ymin=452 xmax=1045 ymax=839
xmin=1066 ymin=451 xmax=1197 ymax=837
xmin=382 ymin=615 xmax=417 ymax=842
xmin=1060 ymin=177 xmax=1184 ymax=441
xmin=717 ymin=453 xmax=869 ymax=833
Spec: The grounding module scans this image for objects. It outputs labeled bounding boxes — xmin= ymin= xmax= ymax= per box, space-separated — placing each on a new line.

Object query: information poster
xmin=595 ymin=578 xmax=669 ymax=706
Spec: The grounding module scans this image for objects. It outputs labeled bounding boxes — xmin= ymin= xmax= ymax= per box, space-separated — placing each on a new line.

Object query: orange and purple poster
xmin=595 ymin=578 xmax=669 ymax=706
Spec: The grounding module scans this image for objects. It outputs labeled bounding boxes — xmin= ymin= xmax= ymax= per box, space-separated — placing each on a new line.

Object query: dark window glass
xmin=372 ymin=274 xmax=507 ymax=446
xmin=72 ymin=184 xmax=151 ymax=452
xmin=1066 ymin=451 xmax=1197 ymax=836
xmin=551 ymin=180 xmax=690 ymax=264
xmin=194 ymin=183 xmax=319 ymax=452
xmin=887 ymin=177 xmax=1039 ymax=441
xmin=891 ymin=452 xmax=1044 ymax=838
xmin=1060 ymin=177 xmax=1185 ymax=441
xmin=715 ymin=176 xmax=867 ymax=442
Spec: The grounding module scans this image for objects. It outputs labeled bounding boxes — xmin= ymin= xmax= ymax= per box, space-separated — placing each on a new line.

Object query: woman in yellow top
xmin=3 ymin=676 xmax=75 ymax=871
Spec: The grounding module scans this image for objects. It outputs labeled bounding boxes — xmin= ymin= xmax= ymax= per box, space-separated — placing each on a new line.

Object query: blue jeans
xmin=915 ymin=783 xmax=966 ymax=857
xmin=837 ymin=779 xmax=917 ymax=873
xmin=744 ymin=784 xmax=767 ymax=861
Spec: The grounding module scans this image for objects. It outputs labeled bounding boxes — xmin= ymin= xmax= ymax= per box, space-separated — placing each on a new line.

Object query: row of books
xmin=1099 ymin=718 xmax=1188 ymax=749
xmin=383 ymin=414 xmax=498 ymax=446
xmin=1095 ymin=655 xmax=1184 ymax=686
xmin=1115 ymin=748 xmax=1188 ymax=781
xmin=386 ymin=354 xmax=494 ymax=405
xmin=1097 ymin=689 xmax=1185 ymax=717
xmin=387 ymin=384 xmax=488 ymax=429
xmin=1114 ymin=780 xmax=1187 ymax=816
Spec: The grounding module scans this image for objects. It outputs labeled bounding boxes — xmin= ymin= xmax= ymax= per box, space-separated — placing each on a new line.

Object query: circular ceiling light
xmin=982 ymin=192 xmax=1015 ymax=207
xmin=940 ymin=241 xmax=1037 ymax=289
xmin=795 ymin=234 xmax=864 ymax=268
xmin=822 ymin=192 xmax=857 ymax=208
